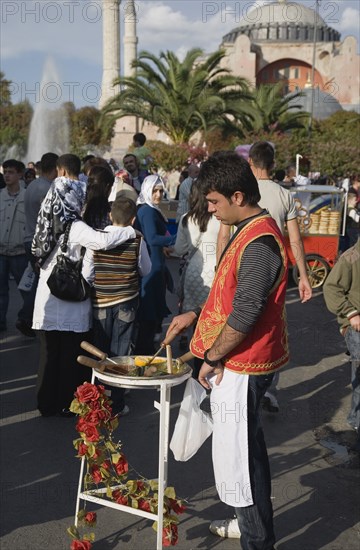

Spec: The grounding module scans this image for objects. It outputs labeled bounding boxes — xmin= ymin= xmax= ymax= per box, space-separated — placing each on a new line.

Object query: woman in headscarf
xmin=134 ymin=174 xmax=176 ymax=354
xmin=32 ymin=154 xmax=136 ymax=417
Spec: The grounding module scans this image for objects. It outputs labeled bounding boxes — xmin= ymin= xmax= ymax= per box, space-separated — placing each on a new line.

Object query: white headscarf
xmin=137 ymin=174 xmax=167 ymax=221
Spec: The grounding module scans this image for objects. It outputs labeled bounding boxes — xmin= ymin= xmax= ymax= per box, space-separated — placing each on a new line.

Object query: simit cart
xmin=284 ymin=185 xmax=347 ymax=288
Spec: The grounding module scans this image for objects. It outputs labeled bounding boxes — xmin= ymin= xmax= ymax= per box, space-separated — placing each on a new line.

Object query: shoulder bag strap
xmin=60 ymin=221 xmax=73 ymax=253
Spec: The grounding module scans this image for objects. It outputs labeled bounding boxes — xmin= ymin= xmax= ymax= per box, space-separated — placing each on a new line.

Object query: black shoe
xmin=0 ymin=323 xmax=7 ymax=332
xmin=16 ymin=319 xmax=36 ymax=338
xmin=59 ymin=408 xmax=76 ymax=418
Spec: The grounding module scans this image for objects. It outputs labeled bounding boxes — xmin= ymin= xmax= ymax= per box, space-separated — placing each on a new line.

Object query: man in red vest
xmin=165 ymin=152 xmax=289 ymax=550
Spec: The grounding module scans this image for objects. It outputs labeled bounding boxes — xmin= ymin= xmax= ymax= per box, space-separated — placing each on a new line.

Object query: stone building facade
xmin=107 ymin=0 xmax=359 ymax=156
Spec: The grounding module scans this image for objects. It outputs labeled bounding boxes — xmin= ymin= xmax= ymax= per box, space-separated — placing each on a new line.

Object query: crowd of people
xmin=0 ymin=134 xmax=359 ymax=550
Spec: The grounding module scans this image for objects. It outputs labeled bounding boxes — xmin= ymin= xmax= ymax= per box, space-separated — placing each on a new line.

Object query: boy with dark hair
xmin=0 ymin=160 xmax=32 ymax=334
xmin=57 ymin=154 xmax=81 ymax=178
xmin=83 ymin=197 xmax=151 ymax=415
xmin=132 ymin=132 xmax=153 ymax=170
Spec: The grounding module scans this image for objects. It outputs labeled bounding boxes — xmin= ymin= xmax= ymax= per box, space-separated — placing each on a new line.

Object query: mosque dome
xmin=288 ymin=88 xmax=343 ymax=119
xmin=222 ymin=0 xmax=341 ymax=44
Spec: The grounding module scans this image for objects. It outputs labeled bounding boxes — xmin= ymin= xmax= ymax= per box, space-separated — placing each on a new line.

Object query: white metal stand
xmin=74 ymin=368 xmax=191 ymax=550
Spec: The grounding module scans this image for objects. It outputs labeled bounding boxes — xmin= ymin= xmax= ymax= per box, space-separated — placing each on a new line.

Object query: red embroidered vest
xmin=190 ymin=215 xmax=289 ymax=375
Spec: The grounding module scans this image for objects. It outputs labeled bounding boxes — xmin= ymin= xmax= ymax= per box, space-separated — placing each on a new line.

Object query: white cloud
xmin=136 ymin=0 xmax=236 ymax=55
xmin=338 ymin=7 xmax=360 ymax=31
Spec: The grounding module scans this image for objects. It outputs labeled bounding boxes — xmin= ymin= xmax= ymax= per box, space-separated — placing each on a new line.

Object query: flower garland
xmin=67 ymin=383 xmax=186 ymax=549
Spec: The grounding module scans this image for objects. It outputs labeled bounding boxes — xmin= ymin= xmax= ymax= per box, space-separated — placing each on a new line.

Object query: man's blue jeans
xmin=0 ymin=254 xmax=31 ymax=327
xmin=235 ymin=373 xmax=276 ymax=550
xmin=93 ymin=297 xmax=138 ymax=413
xmin=345 ymin=327 xmax=360 ymax=431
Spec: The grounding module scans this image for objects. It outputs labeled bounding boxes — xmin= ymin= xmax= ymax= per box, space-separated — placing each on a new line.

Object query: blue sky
xmin=1 ymin=0 xmax=359 ymax=108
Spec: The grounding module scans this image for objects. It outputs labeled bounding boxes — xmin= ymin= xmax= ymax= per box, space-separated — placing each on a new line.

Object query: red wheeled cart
xmin=284 ymin=185 xmax=347 ymax=288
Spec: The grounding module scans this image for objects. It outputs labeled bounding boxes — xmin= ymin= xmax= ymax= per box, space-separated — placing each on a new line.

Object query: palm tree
xmin=102 ymin=48 xmax=252 ymax=144
xmin=246 ymin=83 xmax=309 ymax=134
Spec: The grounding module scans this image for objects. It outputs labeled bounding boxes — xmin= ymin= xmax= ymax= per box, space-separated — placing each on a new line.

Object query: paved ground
xmin=1 ymin=259 xmax=359 ymax=550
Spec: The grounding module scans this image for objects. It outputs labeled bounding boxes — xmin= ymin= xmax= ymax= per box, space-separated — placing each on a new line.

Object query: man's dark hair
xmin=123 ymin=153 xmax=138 ymax=164
xmin=17 ymin=161 xmax=26 ymax=173
xmin=111 ymin=197 xmax=136 ymax=226
xmin=40 ymin=152 xmax=59 ymax=174
xmin=57 ymin=154 xmax=81 ymax=177
xmin=3 ymin=159 xmax=23 ymax=173
xmin=249 ymin=141 xmax=275 ymax=171
xmin=274 ymin=169 xmax=285 ymax=182
xmin=82 ymin=154 xmax=95 ymax=165
xmin=133 ymin=133 xmax=146 ymax=146
xmin=198 ymin=152 xmax=260 ymax=206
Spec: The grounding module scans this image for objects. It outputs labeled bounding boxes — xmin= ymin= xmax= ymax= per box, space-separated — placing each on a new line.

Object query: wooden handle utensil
xmin=80 ymin=341 xmax=117 ymax=365
xmin=166 ymin=345 xmax=173 ymax=374
xmin=77 ymin=355 xmax=106 ymax=371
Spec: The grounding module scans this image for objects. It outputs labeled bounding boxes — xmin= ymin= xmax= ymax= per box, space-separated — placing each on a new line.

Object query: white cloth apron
xmin=209 ymin=369 xmax=252 ymax=507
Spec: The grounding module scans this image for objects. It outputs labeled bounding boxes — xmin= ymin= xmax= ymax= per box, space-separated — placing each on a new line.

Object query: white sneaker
xmin=209 ymin=518 xmax=240 ymax=538
xmin=262 ymin=391 xmax=279 ymax=413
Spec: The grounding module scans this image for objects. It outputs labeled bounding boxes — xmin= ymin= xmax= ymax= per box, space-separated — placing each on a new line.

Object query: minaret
xmin=123 ymin=0 xmax=138 ymax=77
xmin=99 ymin=0 xmax=121 ymax=109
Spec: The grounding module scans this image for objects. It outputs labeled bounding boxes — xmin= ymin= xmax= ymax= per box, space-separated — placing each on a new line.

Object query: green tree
xmin=0 ymin=72 xmax=12 ymax=107
xmin=0 ymin=100 xmax=33 ymax=159
xmin=103 ymin=48 xmax=252 ymax=144
xmin=70 ymin=106 xmax=114 ymax=156
xmin=244 ymin=83 xmax=309 ymax=135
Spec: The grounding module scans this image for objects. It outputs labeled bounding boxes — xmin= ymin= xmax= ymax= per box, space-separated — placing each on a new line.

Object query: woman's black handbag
xmin=47 ymin=222 xmax=90 ymax=302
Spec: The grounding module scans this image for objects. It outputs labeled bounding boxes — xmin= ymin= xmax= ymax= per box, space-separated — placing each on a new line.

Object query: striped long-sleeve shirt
xmin=83 ymin=227 xmax=152 ymax=308
xmin=224 ymin=213 xmax=283 ymax=334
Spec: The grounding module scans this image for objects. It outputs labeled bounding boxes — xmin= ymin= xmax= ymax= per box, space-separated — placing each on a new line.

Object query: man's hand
xmin=298 ymin=275 xmax=312 ymax=303
xmin=349 ymin=314 xmax=360 ymax=332
xmin=163 ymin=312 xmax=197 ymax=344
xmin=163 ymin=247 xmax=173 ymax=258
xmin=198 ymin=362 xmax=224 ymax=390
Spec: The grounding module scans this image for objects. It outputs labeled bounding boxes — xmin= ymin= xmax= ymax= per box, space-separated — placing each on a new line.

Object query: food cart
xmin=284 ymin=185 xmax=347 ymax=288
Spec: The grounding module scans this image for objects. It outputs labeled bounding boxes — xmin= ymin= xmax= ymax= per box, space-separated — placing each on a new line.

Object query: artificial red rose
xmin=76 ymin=418 xmax=100 ymax=442
xmin=92 ymin=448 xmax=101 ymax=460
xmin=70 ymin=539 xmax=92 ymax=550
xmin=138 ymin=498 xmax=151 ymax=512
xmin=84 ymin=512 xmax=97 ymax=525
xmin=168 ymin=498 xmax=186 ymax=515
xmin=112 ymin=489 xmax=128 ymax=506
xmin=90 ymin=465 xmax=102 ymax=484
xmin=84 ymin=409 xmax=108 ymax=424
xmin=101 ymin=460 xmax=111 ymax=471
xmin=78 ymin=443 xmax=88 ymax=457
xmin=75 ymin=383 xmax=101 ymax=404
xmin=136 ymin=481 xmax=145 ymax=491
xmin=114 ymin=456 xmax=128 ymax=476
xmin=162 ymin=524 xmax=178 ymax=546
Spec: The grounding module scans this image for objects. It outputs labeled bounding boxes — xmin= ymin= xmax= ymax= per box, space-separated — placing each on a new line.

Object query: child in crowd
xmin=132 ymin=132 xmax=153 ymax=170
xmin=83 ymin=197 xmax=151 ymax=415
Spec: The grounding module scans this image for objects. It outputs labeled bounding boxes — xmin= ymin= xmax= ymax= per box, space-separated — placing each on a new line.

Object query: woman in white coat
xmin=32 ymin=161 xmax=136 ymax=417
xmin=173 ymin=182 xmax=220 ymax=375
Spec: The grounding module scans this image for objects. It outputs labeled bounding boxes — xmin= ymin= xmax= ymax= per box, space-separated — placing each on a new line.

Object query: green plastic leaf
xmin=164 ymin=487 xmax=176 ymax=499
xmin=66 ymin=525 xmax=79 ymax=539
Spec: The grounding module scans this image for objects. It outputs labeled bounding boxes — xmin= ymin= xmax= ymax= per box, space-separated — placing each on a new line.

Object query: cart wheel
xmin=292 ymin=254 xmax=330 ymax=289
